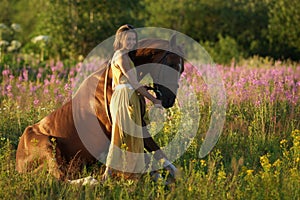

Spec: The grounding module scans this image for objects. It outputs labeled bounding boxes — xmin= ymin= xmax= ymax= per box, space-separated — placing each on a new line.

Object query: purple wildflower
xmin=33 ymin=99 xmax=39 ymax=105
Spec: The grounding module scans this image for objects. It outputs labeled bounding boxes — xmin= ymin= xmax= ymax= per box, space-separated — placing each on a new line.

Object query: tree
xmin=35 ymin=0 xmax=144 ymax=60
xmin=267 ymin=0 xmax=300 ymax=60
xmin=142 ymin=0 xmax=271 ymax=62
xmin=0 ymin=0 xmax=15 ymax=25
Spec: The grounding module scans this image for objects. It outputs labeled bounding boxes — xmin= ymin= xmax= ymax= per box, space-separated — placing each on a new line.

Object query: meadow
xmin=0 ymin=58 xmax=299 ymax=199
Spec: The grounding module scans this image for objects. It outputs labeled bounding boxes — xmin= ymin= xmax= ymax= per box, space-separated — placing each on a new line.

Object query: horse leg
xmin=16 ymin=126 xmax=65 ymax=180
xmin=142 ymin=120 xmax=180 ymax=180
xmin=139 ymin=94 xmax=166 ymax=160
xmin=143 ymin=125 xmax=166 ymax=161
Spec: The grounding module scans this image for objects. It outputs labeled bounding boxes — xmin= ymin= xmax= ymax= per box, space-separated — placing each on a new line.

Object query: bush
xmin=203 ymin=34 xmax=242 ymax=65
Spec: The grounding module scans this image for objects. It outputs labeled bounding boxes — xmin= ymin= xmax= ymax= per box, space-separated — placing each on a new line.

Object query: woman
xmin=102 ymin=24 xmax=163 ymax=180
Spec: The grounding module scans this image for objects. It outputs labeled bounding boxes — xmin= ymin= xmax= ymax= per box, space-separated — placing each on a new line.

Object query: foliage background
xmin=1 ymin=0 xmax=300 ymax=64
xmin=0 ymin=1 xmax=299 ymax=199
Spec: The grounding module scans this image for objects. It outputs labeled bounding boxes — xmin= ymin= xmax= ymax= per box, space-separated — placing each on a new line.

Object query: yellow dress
xmin=106 ymin=53 xmax=145 ymax=179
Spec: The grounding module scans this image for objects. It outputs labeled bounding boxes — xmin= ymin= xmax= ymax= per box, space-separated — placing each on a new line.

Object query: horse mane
xmin=136 ymin=38 xmax=184 ymax=59
xmin=136 ymin=38 xmax=170 ymax=57
xmin=138 ymin=38 xmax=169 ymax=48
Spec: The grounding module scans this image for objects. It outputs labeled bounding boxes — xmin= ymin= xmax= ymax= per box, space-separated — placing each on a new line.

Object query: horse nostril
xmin=161 ymin=100 xmax=167 ymax=108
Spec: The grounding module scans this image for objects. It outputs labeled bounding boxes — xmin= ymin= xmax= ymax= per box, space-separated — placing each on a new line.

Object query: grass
xmin=0 ymin=59 xmax=299 ymax=199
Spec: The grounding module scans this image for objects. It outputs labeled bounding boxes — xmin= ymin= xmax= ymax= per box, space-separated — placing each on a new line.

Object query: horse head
xmin=132 ymin=34 xmax=184 ymax=108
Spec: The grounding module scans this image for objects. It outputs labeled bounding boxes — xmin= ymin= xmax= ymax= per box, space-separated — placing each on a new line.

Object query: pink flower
xmin=30 ymin=84 xmax=37 ymax=93
xmin=22 ymin=69 xmax=28 ymax=81
xmin=37 ymin=72 xmax=42 ymax=79
xmin=44 ymin=79 xmax=50 ymax=86
xmin=64 ymin=83 xmax=71 ymax=91
xmin=50 ymin=74 xmax=56 ymax=83
xmin=51 ymin=66 xmax=57 ymax=72
xmin=18 ymin=75 xmax=23 ymax=82
xmin=2 ymin=69 xmax=10 ymax=76
xmin=33 ymin=99 xmax=39 ymax=105
xmin=6 ymin=84 xmax=12 ymax=92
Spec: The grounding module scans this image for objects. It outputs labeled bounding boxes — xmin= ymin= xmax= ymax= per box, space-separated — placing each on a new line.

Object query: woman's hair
xmin=113 ymin=24 xmax=138 ymax=51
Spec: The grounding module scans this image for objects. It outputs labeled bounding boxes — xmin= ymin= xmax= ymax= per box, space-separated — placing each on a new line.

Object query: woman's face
xmin=122 ymin=32 xmax=136 ymax=50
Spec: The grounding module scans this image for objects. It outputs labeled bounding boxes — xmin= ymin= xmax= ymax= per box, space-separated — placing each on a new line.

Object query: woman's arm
xmin=114 ymin=51 xmax=162 ymax=107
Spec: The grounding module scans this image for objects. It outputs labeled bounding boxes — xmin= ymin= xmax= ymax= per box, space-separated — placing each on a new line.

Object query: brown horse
xmin=16 ymin=35 xmax=184 ymax=180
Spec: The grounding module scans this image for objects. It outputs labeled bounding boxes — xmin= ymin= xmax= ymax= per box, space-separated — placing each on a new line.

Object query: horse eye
xmin=170 ymin=64 xmax=177 ymax=70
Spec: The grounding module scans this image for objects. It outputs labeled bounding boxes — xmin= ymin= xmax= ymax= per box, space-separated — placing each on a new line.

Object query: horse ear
xmin=169 ymin=33 xmax=177 ymax=50
xmin=170 ymin=33 xmax=185 ymax=57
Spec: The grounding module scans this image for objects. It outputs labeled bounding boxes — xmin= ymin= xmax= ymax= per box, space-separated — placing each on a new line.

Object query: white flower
xmin=11 ymin=40 xmax=22 ymax=48
xmin=0 ymin=40 xmax=9 ymax=46
xmin=7 ymin=40 xmax=22 ymax=52
xmin=31 ymin=35 xmax=50 ymax=43
xmin=11 ymin=23 xmax=22 ymax=32
xmin=0 ymin=23 xmax=9 ymax=30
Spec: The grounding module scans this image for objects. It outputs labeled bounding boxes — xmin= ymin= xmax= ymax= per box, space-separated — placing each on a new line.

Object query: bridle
xmin=147 ymin=50 xmax=183 ymax=97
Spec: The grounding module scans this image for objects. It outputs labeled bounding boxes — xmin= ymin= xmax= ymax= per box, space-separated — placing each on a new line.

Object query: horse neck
xmin=134 ymin=50 xmax=165 ymax=81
